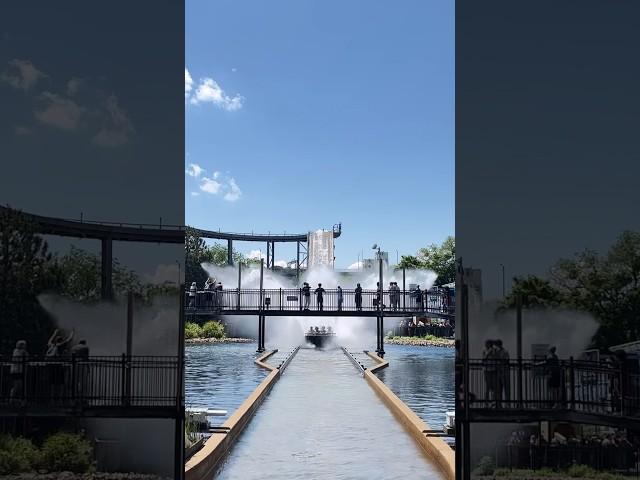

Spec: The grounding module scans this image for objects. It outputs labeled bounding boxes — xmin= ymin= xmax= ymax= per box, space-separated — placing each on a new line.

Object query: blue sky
xmin=186 ymin=0 xmax=454 ymax=268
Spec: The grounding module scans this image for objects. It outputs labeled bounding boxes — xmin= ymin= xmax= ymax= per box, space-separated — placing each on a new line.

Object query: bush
xmin=567 ymin=464 xmax=597 ymax=478
xmin=201 ymin=321 xmax=225 ymax=339
xmin=0 ymin=435 xmax=41 ymax=474
xmin=473 ymin=456 xmax=495 ymax=476
xmin=40 ymin=432 xmax=93 ymax=473
xmin=185 ymin=322 xmax=203 ymax=339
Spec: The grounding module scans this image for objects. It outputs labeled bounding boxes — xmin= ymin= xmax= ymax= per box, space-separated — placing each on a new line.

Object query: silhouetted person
xmin=315 ymin=283 xmax=325 ymax=311
xmin=204 ymin=277 xmax=214 ymax=307
xmin=482 ymin=339 xmax=498 ymax=406
xmin=414 ymin=285 xmax=423 ymax=311
xmin=355 ymin=283 xmax=363 ymax=311
xmin=189 ymin=282 xmax=197 ymax=307
xmin=302 ymin=282 xmax=311 ymax=310
xmin=46 ymin=329 xmax=74 ymax=403
xmin=10 ymin=340 xmax=28 ymax=402
xmin=495 ymin=339 xmax=511 ymax=406
xmin=216 ymin=282 xmax=223 ymax=310
xmin=546 ymin=346 xmax=561 ymax=408
xmin=71 ymin=340 xmax=90 ymax=402
xmin=337 ymin=286 xmax=343 ymax=311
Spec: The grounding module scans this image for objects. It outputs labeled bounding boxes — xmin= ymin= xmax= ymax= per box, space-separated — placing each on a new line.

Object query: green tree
xmin=46 ymin=246 xmax=152 ymax=303
xmin=417 ymin=236 xmax=456 ymax=285
xmin=502 ymin=276 xmax=564 ymax=309
xmin=502 ymin=231 xmax=640 ymax=349
xmin=185 ymin=227 xmax=245 ymax=286
xmin=0 ymin=206 xmax=55 ymax=354
xmin=397 ymin=255 xmax=424 ymax=270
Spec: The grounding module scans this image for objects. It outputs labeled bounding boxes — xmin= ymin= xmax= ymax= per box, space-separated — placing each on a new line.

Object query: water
xmin=185 ymin=342 xmax=266 ymax=423
xmin=375 ymin=344 xmax=455 ymax=429
xmin=212 ymin=347 xmax=444 ymax=480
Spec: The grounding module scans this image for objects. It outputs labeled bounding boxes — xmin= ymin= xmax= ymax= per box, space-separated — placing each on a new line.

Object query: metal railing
xmin=0 ymin=355 xmax=181 ymax=408
xmin=184 ymin=288 xmax=455 ymax=315
xmin=466 ymin=359 xmax=640 ymax=417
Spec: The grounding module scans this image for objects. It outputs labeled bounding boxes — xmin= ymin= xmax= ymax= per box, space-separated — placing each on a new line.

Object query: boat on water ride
xmin=305 ymin=325 xmax=336 ymax=348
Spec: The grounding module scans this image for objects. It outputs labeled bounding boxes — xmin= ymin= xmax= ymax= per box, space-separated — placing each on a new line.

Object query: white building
xmin=307 ymin=230 xmax=335 ymax=268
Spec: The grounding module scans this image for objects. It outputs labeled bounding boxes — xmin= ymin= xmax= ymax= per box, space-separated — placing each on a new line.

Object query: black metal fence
xmin=184 ymin=288 xmax=455 ymax=315
xmin=467 ymin=359 xmax=640 ymax=417
xmin=0 ymin=355 xmax=181 ymax=408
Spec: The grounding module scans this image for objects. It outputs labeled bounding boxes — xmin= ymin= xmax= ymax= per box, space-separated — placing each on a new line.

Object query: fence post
xmin=71 ymin=354 xmax=77 ymax=404
xmin=280 ymin=288 xmax=282 ymax=310
xmin=121 ymin=353 xmax=128 ymax=406
xmin=569 ymin=356 xmax=575 ymax=410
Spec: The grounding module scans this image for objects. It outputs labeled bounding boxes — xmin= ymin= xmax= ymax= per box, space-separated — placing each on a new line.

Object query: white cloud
xmin=144 ymin=263 xmax=183 ymax=286
xmin=231 ymin=68 xmax=237 ymax=73
xmin=67 ymin=77 xmax=82 ymax=96
xmin=274 ymin=260 xmax=287 ymax=268
xmin=223 ymin=178 xmax=242 ymax=202
xmin=92 ymin=94 xmax=135 ymax=147
xmin=191 ymin=192 xmax=200 ymax=196
xmin=1 ymin=59 xmax=46 ymax=91
xmin=185 ymin=68 xmax=193 ymax=98
xmin=185 ymin=163 xmax=205 ymax=178
xmin=35 ymin=92 xmax=84 ymax=130
xmin=190 ymin=77 xmax=244 ymax=111
xmin=247 ymin=250 xmax=266 ymax=260
xmin=347 ymin=261 xmax=363 ymax=270
xmin=200 ymin=176 xmax=222 ymax=194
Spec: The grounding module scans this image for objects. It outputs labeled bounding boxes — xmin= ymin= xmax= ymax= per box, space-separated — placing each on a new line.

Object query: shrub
xmin=201 ymin=321 xmax=225 ymax=339
xmin=40 ymin=432 xmax=93 ymax=473
xmin=473 ymin=456 xmax=495 ymax=476
xmin=185 ymin=322 xmax=203 ymax=339
xmin=0 ymin=435 xmax=41 ymax=474
xmin=567 ymin=464 xmax=597 ymax=478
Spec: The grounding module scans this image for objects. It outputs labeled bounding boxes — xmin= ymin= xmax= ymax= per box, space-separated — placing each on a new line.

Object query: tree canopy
xmin=185 ymin=227 xmax=250 ymax=286
xmin=396 ymin=236 xmax=456 ymax=285
xmin=502 ymin=230 xmax=640 ymax=349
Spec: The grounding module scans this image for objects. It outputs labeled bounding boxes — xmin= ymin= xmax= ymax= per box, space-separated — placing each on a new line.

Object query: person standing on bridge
xmin=315 ymin=283 xmax=326 ymax=311
xmin=355 ymin=283 xmax=363 ymax=311
xmin=189 ymin=282 xmax=197 ymax=308
xmin=302 ymin=282 xmax=311 ymax=310
xmin=337 ymin=286 xmax=343 ymax=311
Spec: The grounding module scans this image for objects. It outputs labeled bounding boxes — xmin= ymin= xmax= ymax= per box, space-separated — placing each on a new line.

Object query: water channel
xmin=185 ymin=342 xmax=453 ymax=479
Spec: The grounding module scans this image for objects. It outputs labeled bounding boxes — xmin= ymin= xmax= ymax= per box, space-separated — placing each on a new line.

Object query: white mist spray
xmin=201 ymin=263 xmax=438 ymax=349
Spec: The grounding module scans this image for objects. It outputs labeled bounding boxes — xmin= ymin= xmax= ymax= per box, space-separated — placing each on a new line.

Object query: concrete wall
xmin=364 ymin=351 xmax=455 ymax=480
xmin=82 ymin=418 xmax=176 ymax=477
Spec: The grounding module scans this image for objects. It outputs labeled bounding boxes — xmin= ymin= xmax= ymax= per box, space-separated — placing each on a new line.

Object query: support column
xmin=227 ymin=239 xmax=233 ymax=266
xmin=296 ymin=241 xmax=300 ymax=282
xmin=101 ymin=237 xmax=113 ymax=300
xmin=379 ymin=316 xmax=385 ymax=357
xmin=271 ymin=242 xmax=275 ymax=269
xmin=402 ymin=268 xmax=406 ymax=311
xmin=237 ymin=262 xmax=242 ymax=310
xmin=266 ymin=242 xmax=271 ymax=269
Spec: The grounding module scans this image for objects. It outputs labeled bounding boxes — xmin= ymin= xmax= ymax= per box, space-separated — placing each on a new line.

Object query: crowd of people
xmin=6 ymin=329 xmax=90 ymax=404
xmin=187 ymin=278 xmax=453 ymax=313
xmin=496 ymin=427 xmax=640 ymax=471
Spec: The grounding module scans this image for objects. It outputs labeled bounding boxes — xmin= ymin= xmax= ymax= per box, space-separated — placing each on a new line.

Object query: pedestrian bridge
xmin=185 ymin=288 xmax=455 ymax=319
xmin=460 ymin=358 xmax=640 ymax=429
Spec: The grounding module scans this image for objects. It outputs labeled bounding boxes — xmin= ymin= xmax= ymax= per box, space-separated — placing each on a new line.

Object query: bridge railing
xmin=0 ymin=355 xmax=181 ymax=408
xmin=184 ymin=288 xmax=455 ymax=315
xmin=466 ymin=359 xmax=640 ymax=418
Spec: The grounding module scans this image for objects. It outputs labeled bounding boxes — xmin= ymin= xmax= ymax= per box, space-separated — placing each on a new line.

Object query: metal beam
xmin=101 ymin=238 xmax=113 ymax=300
xmin=227 ymin=239 xmax=233 ymax=266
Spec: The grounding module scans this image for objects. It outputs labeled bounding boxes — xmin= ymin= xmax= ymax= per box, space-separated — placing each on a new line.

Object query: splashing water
xmin=201 ymin=263 xmax=437 ymax=349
